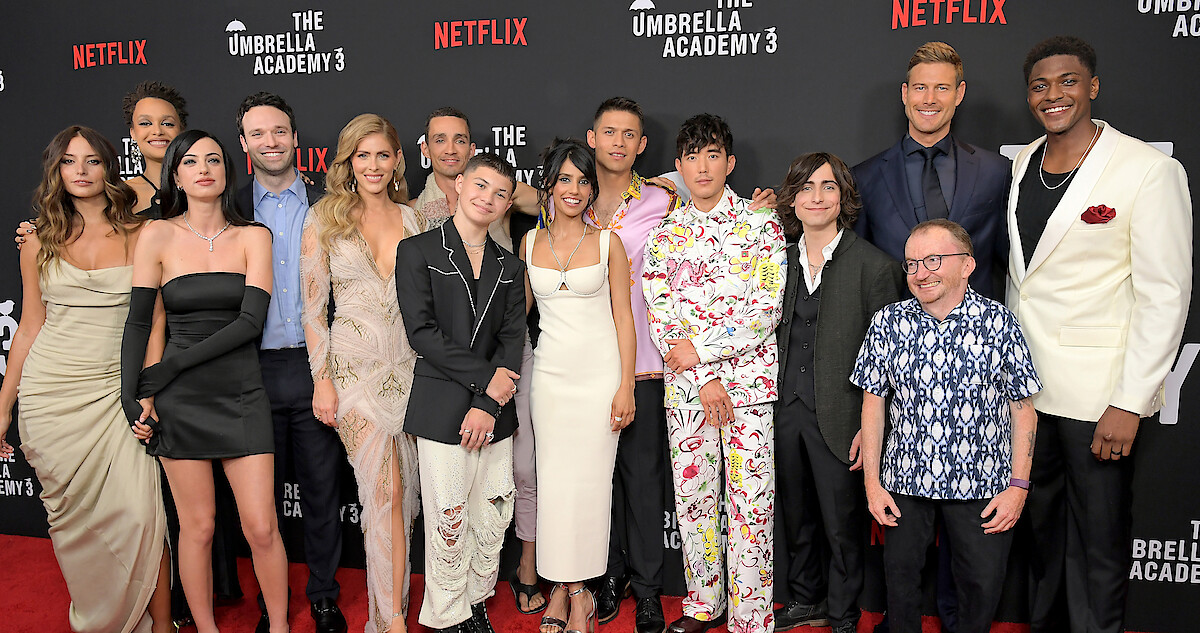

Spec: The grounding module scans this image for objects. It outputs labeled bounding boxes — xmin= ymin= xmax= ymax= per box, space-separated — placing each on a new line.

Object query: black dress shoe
xmin=773 ymin=600 xmax=829 ymax=631
xmin=254 ymin=612 xmax=271 ymax=633
xmin=594 ymin=574 xmax=631 ymax=624
xmin=311 ymin=597 xmax=348 ymax=633
xmin=634 ymin=595 xmax=666 ymax=633
xmin=831 ymin=621 xmax=857 ymax=633
xmin=666 ymin=612 xmax=726 ymax=633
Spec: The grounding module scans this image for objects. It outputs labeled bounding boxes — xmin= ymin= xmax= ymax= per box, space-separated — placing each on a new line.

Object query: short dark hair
xmin=676 ymin=113 xmax=733 ymax=159
xmin=236 ymin=92 xmax=297 ymax=136
xmin=1024 ymin=35 xmax=1097 ymax=83
xmin=775 ymin=153 xmax=861 ymax=239
xmin=160 ymin=129 xmax=253 ymax=227
xmin=464 ymin=153 xmax=517 ymax=193
xmin=910 ymin=219 xmax=974 ymax=256
xmin=122 ymin=80 xmax=188 ymax=128
xmin=536 ymin=138 xmax=598 ymax=213
xmin=425 ymin=106 xmax=471 ymax=140
xmin=593 ymin=97 xmax=645 ymax=133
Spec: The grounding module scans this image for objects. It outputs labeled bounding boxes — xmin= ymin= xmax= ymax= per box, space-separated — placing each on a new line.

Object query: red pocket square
xmin=1081 ymin=205 xmax=1116 ymax=224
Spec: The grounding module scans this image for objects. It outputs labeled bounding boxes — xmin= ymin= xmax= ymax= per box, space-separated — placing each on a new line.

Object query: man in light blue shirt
xmin=235 ymin=92 xmax=347 ymax=633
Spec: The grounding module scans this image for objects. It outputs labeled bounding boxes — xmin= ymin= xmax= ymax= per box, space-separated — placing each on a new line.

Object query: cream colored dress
xmin=526 ymin=228 xmax=622 ymax=581
xmin=18 ymin=262 xmax=165 ymax=633
xmin=300 ymin=205 xmax=423 ymax=632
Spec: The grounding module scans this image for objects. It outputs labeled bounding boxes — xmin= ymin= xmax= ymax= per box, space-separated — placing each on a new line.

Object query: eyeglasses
xmin=903 ymin=253 xmax=970 ymax=275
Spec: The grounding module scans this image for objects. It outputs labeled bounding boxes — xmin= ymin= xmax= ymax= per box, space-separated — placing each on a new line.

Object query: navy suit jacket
xmin=851 ymin=135 xmax=1010 ymax=299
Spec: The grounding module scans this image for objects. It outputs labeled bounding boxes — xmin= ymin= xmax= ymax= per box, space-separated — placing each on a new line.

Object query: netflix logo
xmin=72 ymin=40 xmax=148 ymax=69
xmin=891 ymin=0 xmax=1007 ymax=29
xmin=434 ymin=18 xmax=528 ymax=49
xmin=245 ymin=146 xmax=330 ymax=174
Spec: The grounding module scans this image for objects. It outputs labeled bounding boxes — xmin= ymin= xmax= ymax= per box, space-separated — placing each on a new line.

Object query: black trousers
xmin=1023 ymin=413 xmax=1133 ymax=633
xmin=606 ymin=379 xmax=668 ymax=598
xmin=775 ymin=397 xmax=865 ymax=627
xmin=883 ymin=495 xmax=1012 ymax=633
xmin=259 ymin=347 xmax=345 ymax=602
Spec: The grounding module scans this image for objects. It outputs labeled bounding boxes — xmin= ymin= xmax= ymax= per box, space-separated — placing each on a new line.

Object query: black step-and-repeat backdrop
xmin=1 ymin=2 xmax=1197 ymax=630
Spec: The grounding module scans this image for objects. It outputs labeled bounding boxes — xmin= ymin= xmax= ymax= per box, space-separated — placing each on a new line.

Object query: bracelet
xmin=1009 ymin=477 xmax=1030 ymax=490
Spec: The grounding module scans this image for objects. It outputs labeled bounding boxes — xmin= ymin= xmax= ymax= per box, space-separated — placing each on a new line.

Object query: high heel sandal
xmin=540 ymin=584 xmax=569 ymax=633
xmin=566 ymin=585 xmax=597 ymax=633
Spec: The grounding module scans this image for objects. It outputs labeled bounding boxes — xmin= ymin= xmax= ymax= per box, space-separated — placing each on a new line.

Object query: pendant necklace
xmin=547 ymin=226 xmax=589 ymax=289
xmin=183 ymin=212 xmax=232 ymax=252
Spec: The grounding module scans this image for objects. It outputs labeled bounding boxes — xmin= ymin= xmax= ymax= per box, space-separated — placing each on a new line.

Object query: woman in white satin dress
xmin=519 ymin=138 xmax=637 ymax=633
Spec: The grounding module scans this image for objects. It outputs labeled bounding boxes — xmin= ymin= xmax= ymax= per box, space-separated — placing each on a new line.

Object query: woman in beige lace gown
xmin=301 ymin=114 xmax=423 ymax=633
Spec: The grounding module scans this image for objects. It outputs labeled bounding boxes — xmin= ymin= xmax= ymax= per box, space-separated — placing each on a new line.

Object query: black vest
xmin=783 ymin=283 xmax=820 ymax=408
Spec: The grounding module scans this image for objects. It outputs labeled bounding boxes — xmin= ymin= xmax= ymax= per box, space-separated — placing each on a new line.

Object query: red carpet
xmin=3 ymin=534 xmax=1036 ymax=633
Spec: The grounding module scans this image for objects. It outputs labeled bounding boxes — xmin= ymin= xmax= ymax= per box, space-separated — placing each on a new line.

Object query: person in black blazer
xmin=772 ymin=153 xmax=905 ymax=633
xmin=851 ymin=41 xmax=1009 ymax=300
xmin=233 ymin=92 xmax=349 ymax=633
xmin=395 ymin=153 xmax=526 ymax=633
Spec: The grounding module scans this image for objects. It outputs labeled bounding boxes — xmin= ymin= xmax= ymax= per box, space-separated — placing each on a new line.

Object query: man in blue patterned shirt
xmin=850 ymin=219 xmax=1040 ymax=633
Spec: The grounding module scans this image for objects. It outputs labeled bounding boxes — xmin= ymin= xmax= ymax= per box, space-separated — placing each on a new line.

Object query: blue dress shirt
xmin=253 ymin=172 xmax=310 ymax=349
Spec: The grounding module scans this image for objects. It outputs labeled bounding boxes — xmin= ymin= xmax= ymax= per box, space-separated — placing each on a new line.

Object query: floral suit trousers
xmin=667 ymin=405 xmax=775 ymax=633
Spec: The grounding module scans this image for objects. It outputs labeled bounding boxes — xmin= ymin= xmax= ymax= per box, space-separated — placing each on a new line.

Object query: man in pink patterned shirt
xmin=580 ymin=97 xmax=680 ymax=633
xmin=643 ymin=114 xmax=787 ymax=633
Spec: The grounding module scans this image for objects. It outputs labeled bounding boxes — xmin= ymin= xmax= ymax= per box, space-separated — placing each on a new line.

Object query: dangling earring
xmin=350 ymin=179 xmax=357 ymax=193
xmin=393 ymin=175 xmax=400 ymax=191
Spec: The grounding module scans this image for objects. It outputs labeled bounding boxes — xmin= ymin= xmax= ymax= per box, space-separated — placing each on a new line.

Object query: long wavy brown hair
xmin=33 ymin=126 xmax=139 ymax=272
xmin=311 ymin=113 xmax=412 ymax=250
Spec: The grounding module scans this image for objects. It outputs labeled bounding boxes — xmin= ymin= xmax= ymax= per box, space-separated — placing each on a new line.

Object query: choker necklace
xmin=462 ymin=236 xmax=486 ymax=249
xmin=1039 ymin=123 xmax=1101 ymax=191
xmin=183 ymin=213 xmax=232 ymax=252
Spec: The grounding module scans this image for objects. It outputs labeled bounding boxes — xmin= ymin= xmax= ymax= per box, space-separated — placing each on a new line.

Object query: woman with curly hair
xmin=301 ymin=113 xmax=424 ymax=633
xmin=0 ymin=126 xmax=169 ymax=633
xmin=121 ymin=80 xmax=189 ymax=216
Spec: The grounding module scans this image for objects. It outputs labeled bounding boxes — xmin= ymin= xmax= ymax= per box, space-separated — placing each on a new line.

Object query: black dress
xmin=147 ymin=272 xmax=273 ymax=458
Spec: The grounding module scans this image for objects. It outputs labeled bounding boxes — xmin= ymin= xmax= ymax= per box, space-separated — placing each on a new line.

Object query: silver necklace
xmin=183 ymin=213 xmax=232 ymax=252
xmin=462 ymin=236 xmax=486 ymax=249
xmin=546 ymin=226 xmax=589 ymax=288
xmin=1039 ymin=123 xmax=1101 ymax=191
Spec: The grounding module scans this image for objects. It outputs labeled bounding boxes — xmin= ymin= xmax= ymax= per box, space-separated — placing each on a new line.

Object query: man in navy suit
xmin=852 ymin=41 xmax=1010 ymax=300
xmin=852 ymin=42 xmax=1011 ymax=633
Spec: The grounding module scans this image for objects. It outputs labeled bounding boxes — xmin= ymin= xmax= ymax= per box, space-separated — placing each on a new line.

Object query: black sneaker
xmin=773 ymin=600 xmax=829 ymax=631
xmin=466 ymin=602 xmax=495 ymax=633
xmin=635 ymin=595 xmax=666 ymax=633
xmin=593 ymin=574 xmax=631 ymax=624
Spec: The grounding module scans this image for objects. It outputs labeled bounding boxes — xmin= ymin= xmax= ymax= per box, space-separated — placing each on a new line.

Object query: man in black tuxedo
xmin=396 ymin=153 xmax=527 ymax=633
xmin=234 ymin=92 xmax=348 ymax=633
xmin=852 ymin=41 xmax=1010 ymax=300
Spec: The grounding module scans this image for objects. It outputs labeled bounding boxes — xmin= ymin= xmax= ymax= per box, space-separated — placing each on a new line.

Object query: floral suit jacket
xmin=643 ymin=186 xmax=787 ymax=409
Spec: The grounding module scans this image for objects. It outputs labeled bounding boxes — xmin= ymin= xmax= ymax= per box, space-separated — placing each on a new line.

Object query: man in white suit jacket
xmin=1007 ymin=36 xmax=1192 ymax=633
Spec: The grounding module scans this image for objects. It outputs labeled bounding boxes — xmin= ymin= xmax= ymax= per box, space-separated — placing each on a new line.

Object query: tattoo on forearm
xmin=1015 ymin=398 xmax=1029 ymax=409
xmin=1027 ymin=430 xmax=1036 ymax=457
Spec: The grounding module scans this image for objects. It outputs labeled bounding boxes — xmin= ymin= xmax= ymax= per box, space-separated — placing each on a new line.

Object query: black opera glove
xmin=138 ymin=286 xmax=271 ymax=398
xmin=120 ymin=287 xmax=159 ymax=440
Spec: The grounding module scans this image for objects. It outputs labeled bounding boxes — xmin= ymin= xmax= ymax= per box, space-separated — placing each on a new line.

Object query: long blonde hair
xmin=312 ymin=113 xmax=409 ymax=249
xmin=33 ymin=126 xmax=140 ymax=272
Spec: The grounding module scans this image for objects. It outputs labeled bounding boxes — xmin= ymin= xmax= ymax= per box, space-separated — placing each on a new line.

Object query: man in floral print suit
xmin=643 ymin=113 xmax=787 ymax=633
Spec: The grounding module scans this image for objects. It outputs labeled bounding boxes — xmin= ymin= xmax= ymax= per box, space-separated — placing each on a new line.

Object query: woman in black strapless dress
xmin=121 ymin=129 xmax=291 ymax=633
